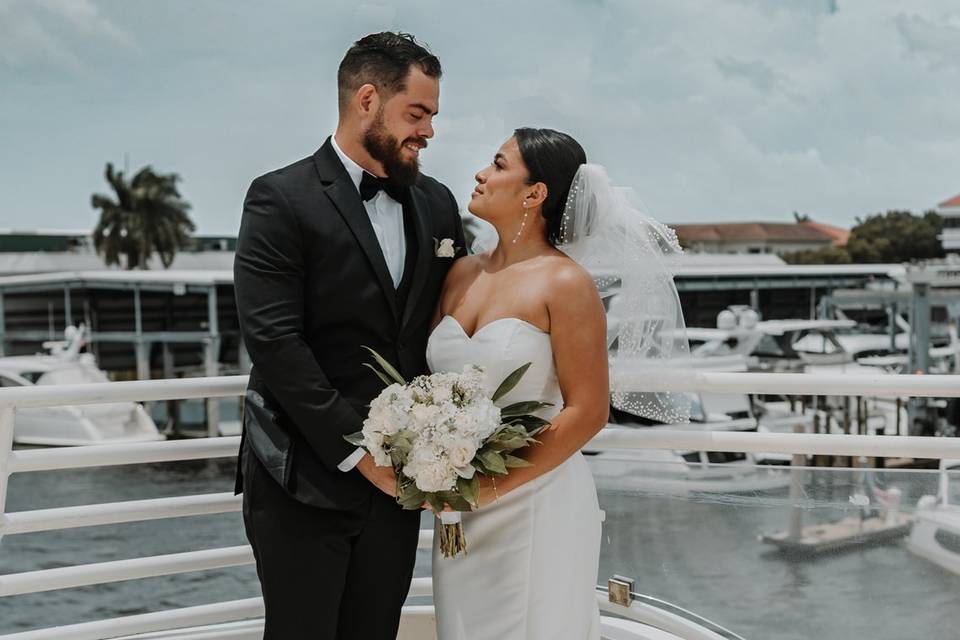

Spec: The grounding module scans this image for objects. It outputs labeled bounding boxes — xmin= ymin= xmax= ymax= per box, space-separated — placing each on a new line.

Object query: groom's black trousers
xmin=241 ymin=447 xmax=420 ymax=639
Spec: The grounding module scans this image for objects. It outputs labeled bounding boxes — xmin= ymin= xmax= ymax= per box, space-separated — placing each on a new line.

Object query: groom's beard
xmin=362 ymin=111 xmax=424 ymax=187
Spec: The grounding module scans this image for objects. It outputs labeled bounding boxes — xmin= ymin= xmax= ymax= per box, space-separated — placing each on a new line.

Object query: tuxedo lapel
xmin=400 ymin=185 xmax=434 ymax=330
xmin=314 ymin=141 xmax=399 ymax=321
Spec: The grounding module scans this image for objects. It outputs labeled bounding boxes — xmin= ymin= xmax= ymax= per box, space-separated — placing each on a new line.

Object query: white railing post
xmin=0 ymin=404 xmax=15 ymax=545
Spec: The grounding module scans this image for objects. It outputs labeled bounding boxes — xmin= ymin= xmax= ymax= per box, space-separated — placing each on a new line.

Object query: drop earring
xmin=512 ymin=202 xmax=529 ymax=244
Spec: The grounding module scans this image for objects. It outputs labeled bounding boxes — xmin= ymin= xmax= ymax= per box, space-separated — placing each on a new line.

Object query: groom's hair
xmin=338 ymin=32 xmax=442 ymax=114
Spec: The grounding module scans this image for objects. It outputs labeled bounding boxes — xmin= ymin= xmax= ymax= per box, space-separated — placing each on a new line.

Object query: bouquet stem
xmin=438 ymin=511 xmax=466 ymax=558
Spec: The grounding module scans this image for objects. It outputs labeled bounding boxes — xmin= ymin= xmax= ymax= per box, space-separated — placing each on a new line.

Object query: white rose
xmin=447 ymin=440 xmax=478 ymax=468
xmin=412 ymin=459 xmax=457 ymax=493
xmin=410 ymin=404 xmax=441 ymax=429
xmin=456 ymin=366 xmax=488 ymax=400
xmin=431 ymin=383 xmax=453 ymax=404
xmin=455 ymin=401 xmax=500 ymax=440
xmin=363 ymin=432 xmax=392 ymax=467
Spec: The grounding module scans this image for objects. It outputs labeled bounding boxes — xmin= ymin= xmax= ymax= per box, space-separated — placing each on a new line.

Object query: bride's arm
xmin=479 ymin=262 xmax=609 ymax=503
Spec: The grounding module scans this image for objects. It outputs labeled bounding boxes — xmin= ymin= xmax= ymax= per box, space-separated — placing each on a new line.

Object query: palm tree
xmin=91 ymin=163 xmax=196 ymax=269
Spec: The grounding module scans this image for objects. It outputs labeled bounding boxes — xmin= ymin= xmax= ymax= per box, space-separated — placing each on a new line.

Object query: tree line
xmin=88 ymin=161 xmax=947 ymax=269
xmin=783 ymin=210 xmax=945 ymax=264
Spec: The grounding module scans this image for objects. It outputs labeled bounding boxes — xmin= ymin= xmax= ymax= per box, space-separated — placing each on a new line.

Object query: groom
xmin=233 ymin=32 xmax=465 ymax=639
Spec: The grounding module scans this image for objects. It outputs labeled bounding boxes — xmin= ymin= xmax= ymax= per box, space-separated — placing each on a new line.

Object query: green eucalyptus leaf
xmin=492 ymin=362 xmax=532 ymax=402
xmin=497 ymin=436 xmax=530 ymax=452
xmin=343 ymin=431 xmax=365 ymax=447
xmin=526 ymin=425 xmax=547 ymax=438
xmin=510 ymin=416 xmax=551 ymax=432
xmin=495 ymin=424 xmax=528 ymax=440
xmin=500 ymin=400 xmax=554 ymax=418
xmin=362 ymin=346 xmax=407 ymax=386
xmin=476 ymin=449 xmax=508 ymax=475
xmin=362 ymin=363 xmax=395 ymax=388
xmin=503 ymin=454 xmax=533 ymax=468
xmin=440 ymin=491 xmax=473 ymax=511
xmin=425 ymin=493 xmax=446 ymax=513
xmin=397 ymin=483 xmax=426 ymax=510
xmin=472 ymin=456 xmax=499 ymax=476
xmin=457 ymin=475 xmax=480 ymax=508
xmin=503 ymin=421 xmax=548 ymax=439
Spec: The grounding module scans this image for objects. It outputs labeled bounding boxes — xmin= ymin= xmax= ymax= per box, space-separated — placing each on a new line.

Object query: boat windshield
xmin=792 ymin=330 xmax=842 ymax=355
xmin=753 ymin=334 xmax=789 ymax=358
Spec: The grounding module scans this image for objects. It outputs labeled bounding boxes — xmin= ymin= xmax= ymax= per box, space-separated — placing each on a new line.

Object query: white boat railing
xmin=1 ymin=371 xmax=960 ymax=639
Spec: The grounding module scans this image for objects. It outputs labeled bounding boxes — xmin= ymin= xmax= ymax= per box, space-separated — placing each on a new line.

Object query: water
xmin=0 ymin=458 xmax=259 ymax=632
xmin=2 ymin=457 xmax=959 ymax=638
xmin=596 ymin=480 xmax=960 ymax=639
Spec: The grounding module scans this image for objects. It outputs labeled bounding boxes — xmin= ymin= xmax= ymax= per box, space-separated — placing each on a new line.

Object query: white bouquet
xmin=346 ymin=347 xmax=551 ymax=557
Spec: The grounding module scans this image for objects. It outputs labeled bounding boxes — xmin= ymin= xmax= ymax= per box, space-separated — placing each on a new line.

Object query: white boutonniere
xmin=434 ymin=237 xmax=458 ymax=258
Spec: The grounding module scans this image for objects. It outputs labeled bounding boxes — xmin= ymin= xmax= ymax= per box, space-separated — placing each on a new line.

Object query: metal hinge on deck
xmin=607 ymin=575 xmax=635 ymax=606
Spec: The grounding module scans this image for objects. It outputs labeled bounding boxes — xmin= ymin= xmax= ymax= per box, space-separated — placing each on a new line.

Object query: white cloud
xmin=420 ymin=0 xmax=960 ymax=223
xmin=2 ymin=0 xmax=960 ymax=232
xmin=0 ymin=0 xmax=132 ymax=71
xmin=0 ymin=2 xmax=80 ymax=70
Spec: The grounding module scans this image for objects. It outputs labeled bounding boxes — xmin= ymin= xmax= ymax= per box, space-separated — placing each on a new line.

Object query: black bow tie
xmin=359 ymin=171 xmax=406 ymax=202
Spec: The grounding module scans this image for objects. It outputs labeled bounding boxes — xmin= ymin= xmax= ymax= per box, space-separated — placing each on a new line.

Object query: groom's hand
xmin=356 ymin=453 xmax=398 ymax=497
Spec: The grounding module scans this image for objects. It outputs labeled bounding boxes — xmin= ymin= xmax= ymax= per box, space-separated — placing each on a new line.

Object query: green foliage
xmin=362 ymin=346 xmax=407 ymax=386
xmin=91 ymin=163 xmax=195 ymax=269
xmin=781 ymin=245 xmax=852 ymax=265
xmin=344 ymin=356 xmax=548 ymax=518
xmin=475 ymin=448 xmax=508 ymax=475
xmin=845 ymin=210 xmax=944 ymax=264
xmin=396 ymin=478 xmax=426 ymax=510
xmin=503 ymin=453 xmax=533 ymax=468
xmin=456 ymin=475 xmax=481 ymax=508
xmin=500 ymin=400 xmax=553 ymax=418
xmin=492 ymin=362 xmax=532 ymax=402
xmin=362 ymin=363 xmax=396 ymax=387
xmin=343 ymin=431 xmax=365 ymax=447
xmin=782 ymin=210 xmax=944 ymax=264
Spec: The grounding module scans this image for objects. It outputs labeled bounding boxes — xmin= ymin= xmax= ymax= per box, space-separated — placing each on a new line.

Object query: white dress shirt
xmin=330 ymin=135 xmax=407 ymax=287
xmin=330 ymin=135 xmax=407 ymax=472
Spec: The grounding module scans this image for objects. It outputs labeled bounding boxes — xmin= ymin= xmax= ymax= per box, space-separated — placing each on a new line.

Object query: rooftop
xmin=0 ymin=261 xmax=904 ymax=292
xmin=0 ymin=251 xmax=233 ymax=277
xmin=671 ymin=221 xmax=837 ymax=244
xmin=939 ymin=193 xmax=960 ymax=210
xmin=799 ymin=220 xmax=850 ymax=246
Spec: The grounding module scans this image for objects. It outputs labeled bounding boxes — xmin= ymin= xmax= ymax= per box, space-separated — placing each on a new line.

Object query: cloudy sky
xmin=2 ymin=0 xmax=960 ymax=234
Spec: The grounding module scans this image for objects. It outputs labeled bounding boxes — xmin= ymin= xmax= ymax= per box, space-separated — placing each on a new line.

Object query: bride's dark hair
xmin=514 ymin=127 xmax=587 ymax=246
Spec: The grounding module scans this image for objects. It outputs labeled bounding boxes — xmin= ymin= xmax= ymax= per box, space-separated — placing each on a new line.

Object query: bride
xmin=426 ymin=127 xmax=689 ymax=639
xmin=427 ymin=127 xmax=606 ymax=640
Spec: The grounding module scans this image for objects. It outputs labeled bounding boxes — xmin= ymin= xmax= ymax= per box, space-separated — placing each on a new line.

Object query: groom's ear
xmin=354 ymin=84 xmax=381 ymax=120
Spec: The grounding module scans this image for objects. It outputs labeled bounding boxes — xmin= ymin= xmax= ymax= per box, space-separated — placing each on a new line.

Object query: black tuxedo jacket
xmin=234 ymin=138 xmax=465 ymax=510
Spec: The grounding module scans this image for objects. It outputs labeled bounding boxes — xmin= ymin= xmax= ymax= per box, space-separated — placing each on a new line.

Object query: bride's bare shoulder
xmin=539 ymin=254 xmax=603 ymax=319
xmin=445 ymin=251 xmax=489 ymax=285
xmin=542 ymin=254 xmax=595 ymax=293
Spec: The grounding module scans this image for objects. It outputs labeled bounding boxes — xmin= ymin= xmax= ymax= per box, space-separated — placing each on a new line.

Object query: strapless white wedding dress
xmin=426 ymin=315 xmax=602 ymax=640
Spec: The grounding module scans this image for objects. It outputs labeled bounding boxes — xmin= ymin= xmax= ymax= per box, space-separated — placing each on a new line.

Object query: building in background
xmin=0 ymin=229 xmax=236 ymax=276
xmin=672 ymin=220 xmax=848 ymax=255
xmin=939 ymin=193 xmax=960 ymax=252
